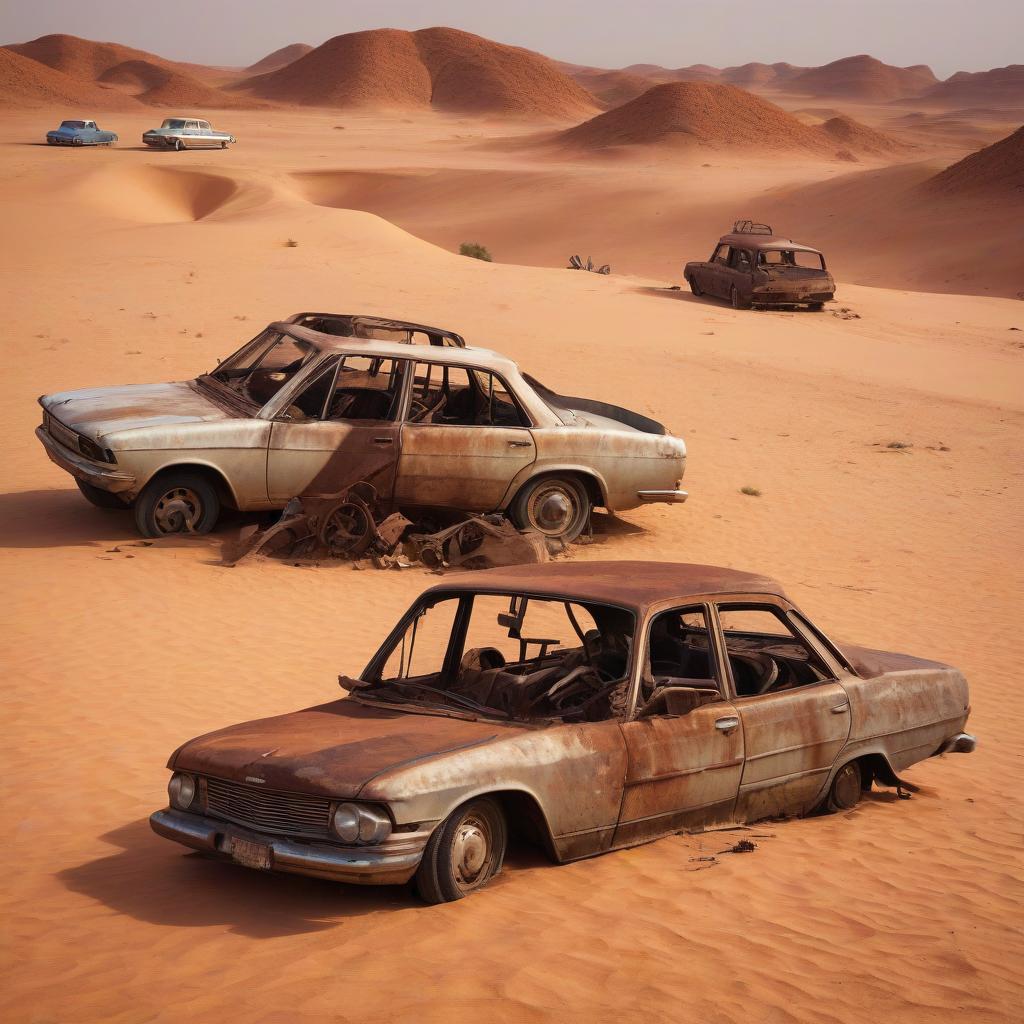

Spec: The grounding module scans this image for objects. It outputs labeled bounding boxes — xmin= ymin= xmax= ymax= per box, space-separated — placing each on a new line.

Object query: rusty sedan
xmin=150 ymin=562 xmax=975 ymax=903
xmin=36 ymin=319 xmax=686 ymax=541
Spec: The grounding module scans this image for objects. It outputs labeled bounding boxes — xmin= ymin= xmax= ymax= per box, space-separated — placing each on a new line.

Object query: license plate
xmin=231 ymin=838 xmax=273 ymax=870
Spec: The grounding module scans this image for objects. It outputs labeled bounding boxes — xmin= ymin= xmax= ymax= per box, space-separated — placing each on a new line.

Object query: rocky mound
xmin=920 ymin=66 xmax=1024 ymax=108
xmin=925 ymin=126 xmax=1024 ymax=196
xmin=98 ymin=60 xmax=252 ymax=107
xmin=789 ymin=54 xmax=938 ymax=100
xmin=0 ymin=45 xmax=134 ymax=109
xmin=238 ymin=26 xmax=597 ymax=118
xmin=817 ymin=114 xmax=905 ymax=156
xmin=8 ymin=33 xmax=173 ymax=81
xmin=559 ymin=81 xmax=897 ymax=158
xmin=246 ymin=43 xmax=313 ymax=74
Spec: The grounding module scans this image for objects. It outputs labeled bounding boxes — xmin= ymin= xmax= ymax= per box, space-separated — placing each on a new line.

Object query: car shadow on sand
xmin=59 ymin=819 xmax=553 ymax=934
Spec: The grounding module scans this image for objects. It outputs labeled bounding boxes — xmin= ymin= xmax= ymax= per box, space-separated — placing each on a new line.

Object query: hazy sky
xmin=2 ymin=0 xmax=1020 ymax=77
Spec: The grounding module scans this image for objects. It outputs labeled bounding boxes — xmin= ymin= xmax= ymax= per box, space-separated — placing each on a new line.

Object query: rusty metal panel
xmin=614 ymin=704 xmax=743 ymax=844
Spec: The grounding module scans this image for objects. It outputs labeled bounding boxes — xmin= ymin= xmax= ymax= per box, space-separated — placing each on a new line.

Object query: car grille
xmin=204 ymin=777 xmax=332 ymax=839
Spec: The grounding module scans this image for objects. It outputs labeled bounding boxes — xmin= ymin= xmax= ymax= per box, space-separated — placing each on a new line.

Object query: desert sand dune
xmin=925 ymin=124 xmax=1024 ymax=195
xmin=789 ymin=54 xmax=939 ymax=100
xmin=237 ymin=26 xmax=599 ymax=118
xmin=246 ymin=42 xmax=314 ymax=74
xmin=1 ymin=110 xmax=1021 ymax=1024
xmin=0 ymin=46 xmax=138 ymax=110
xmin=557 ymin=81 xmax=905 ymax=158
xmin=97 ymin=58 xmax=257 ymax=108
xmin=919 ymin=65 xmax=1024 ymax=109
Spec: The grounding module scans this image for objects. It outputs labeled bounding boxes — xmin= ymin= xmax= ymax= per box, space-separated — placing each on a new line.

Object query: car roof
xmin=421 ymin=561 xmax=788 ymax=612
xmin=719 ymin=234 xmax=822 ymax=253
xmin=273 ymin=322 xmax=519 ymax=375
xmin=286 ymin=312 xmax=465 ymax=344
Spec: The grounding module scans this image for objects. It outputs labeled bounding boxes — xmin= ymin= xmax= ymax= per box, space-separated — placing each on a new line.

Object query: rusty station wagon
xmin=36 ymin=317 xmax=687 ymax=542
xmin=684 ymin=221 xmax=835 ymax=310
xmin=150 ymin=562 xmax=975 ymax=903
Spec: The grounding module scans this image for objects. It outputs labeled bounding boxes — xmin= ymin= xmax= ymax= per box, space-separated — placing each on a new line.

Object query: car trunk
xmin=523 ymin=374 xmax=667 ymax=435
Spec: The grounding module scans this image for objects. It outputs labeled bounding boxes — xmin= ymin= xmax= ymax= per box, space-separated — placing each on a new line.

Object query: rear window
xmin=759 ymin=249 xmax=825 ymax=270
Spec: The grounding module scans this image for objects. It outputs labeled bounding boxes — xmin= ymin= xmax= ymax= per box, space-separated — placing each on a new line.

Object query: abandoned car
xmin=684 ymin=221 xmax=835 ymax=310
xmin=150 ymin=561 xmax=976 ymax=903
xmin=45 ymin=119 xmax=117 ymax=146
xmin=142 ymin=118 xmax=236 ymax=150
xmin=36 ymin=321 xmax=687 ymax=541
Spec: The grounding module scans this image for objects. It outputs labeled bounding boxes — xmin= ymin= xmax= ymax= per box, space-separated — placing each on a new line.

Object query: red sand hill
xmin=925 ymin=126 xmax=1024 ymax=196
xmin=239 ymin=26 xmax=598 ymax=118
xmin=920 ymin=66 xmax=1024 ymax=108
xmin=98 ymin=59 xmax=253 ymax=107
xmin=553 ymin=67 xmax=654 ymax=108
xmin=789 ymin=54 xmax=938 ymax=100
xmin=0 ymin=45 xmax=136 ymax=109
xmin=817 ymin=114 xmax=905 ymax=156
xmin=558 ymin=81 xmax=903 ymax=158
xmin=8 ymin=33 xmax=178 ymax=81
xmin=246 ymin=43 xmax=313 ymax=74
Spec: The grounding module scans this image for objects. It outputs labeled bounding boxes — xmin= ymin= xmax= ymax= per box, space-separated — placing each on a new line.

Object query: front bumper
xmin=142 ymin=135 xmax=176 ymax=147
xmin=35 ymin=425 xmax=136 ymax=493
xmin=637 ymin=489 xmax=689 ymax=503
xmin=150 ymin=808 xmax=430 ymax=886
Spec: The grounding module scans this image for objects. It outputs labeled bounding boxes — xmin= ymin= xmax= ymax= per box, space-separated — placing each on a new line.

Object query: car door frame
xmin=704 ymin=243 xmax=732 ymax=298
xmin=710 ymin=594 xmax=853 ymax=821
xmin=393 ymin=359 xmax=537 ymax=512
xmin=612 ymin=598 xmax=745 ymax=848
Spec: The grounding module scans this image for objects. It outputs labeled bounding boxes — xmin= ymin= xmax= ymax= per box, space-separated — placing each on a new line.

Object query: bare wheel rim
xmin=832 ymin=763 xmax=860 ymax=808
xmin=153 ymin=486 xmax=203 ymax=534
xmin=320 ymin=501 xmax=373 ymax=556
xmin=451 ymin=810 xmax=495 ymax=890
xmin=525 ymin=481 xmax=582 ymax=537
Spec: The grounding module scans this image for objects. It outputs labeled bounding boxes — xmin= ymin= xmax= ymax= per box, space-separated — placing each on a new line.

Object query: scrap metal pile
xmin=226 ymin=482 xmax=550 ymax=570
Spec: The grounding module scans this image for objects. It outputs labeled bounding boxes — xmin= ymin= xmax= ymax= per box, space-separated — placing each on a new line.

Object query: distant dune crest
xmin=245 ymin=43 xmax=313 ymax=75
xmin=925 ymin=126 xmax=1024 ymax=196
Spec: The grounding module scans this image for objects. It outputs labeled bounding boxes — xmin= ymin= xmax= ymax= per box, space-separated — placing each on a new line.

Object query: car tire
xmin=76 ymin=478 xmax=129 ymax=510
xmin=173 ymin=138 xmax=184 ymax=152
xmin=221 ymin=141 xmax=228 ymax=149
xmin=415 ymin=798 xmax=507 ymax=904
xmin=133 ymin=471 xmax=220 ymax=538
xmin=825 ymin=761 xmax=862 ymax=812
xmin=809 ymin=302 xmax=824 ymax=312
xmin=688 ymin=275 xmax=703 ymax=297
xmin=510 ymin=474 xmax=591 ymax=543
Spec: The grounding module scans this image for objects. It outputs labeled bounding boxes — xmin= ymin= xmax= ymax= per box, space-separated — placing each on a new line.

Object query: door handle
xmin=373 ymin=437 xmax=394 ymax=445
xmin=830 ymin=703 xmax=850 ymax=714
xmin=508 ymin=439 xmax=532 ymax=448
xmin=715 ymin=716 xmax=739 ymax=732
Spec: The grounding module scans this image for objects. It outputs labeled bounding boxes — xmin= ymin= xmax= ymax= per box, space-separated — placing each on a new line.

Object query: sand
xmin=788 ymin=55 xmax=938 ymax=101
xmin=246 ymin=42 xmax=314 ymax=74
xmin=925 ymin=125 xmax=1024 ymax=194
xmin=1 ymin=37 xmax=1023 ymax=1024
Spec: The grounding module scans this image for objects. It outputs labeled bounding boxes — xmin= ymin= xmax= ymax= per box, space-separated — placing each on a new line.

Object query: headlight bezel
xmin=330 ymin=802 xmax=392 ymax=845
xmin=168 ymin=771 xmax=197 ymax=810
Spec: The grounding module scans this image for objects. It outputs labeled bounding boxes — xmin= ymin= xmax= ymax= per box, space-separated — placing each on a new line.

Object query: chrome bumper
xmin=637 ymin=489 xmax=689 ymax=504
xmin=35 ymin=426 xmax=136 ymax=493
xmin=150 ymin=808 xmax=429 ymax=886
xmin=939 ymin=732 xmax=977 ymax=754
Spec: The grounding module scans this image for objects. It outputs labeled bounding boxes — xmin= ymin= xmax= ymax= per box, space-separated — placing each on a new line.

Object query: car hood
xmin=41 ymin=381 xmax=234 ymax=443
xmin=171 ymin=697 xmax=519 ymax=799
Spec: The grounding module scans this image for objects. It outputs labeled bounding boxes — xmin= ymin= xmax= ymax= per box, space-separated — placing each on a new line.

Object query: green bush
xmin=459 ymin=242 xmax=492 ymax=262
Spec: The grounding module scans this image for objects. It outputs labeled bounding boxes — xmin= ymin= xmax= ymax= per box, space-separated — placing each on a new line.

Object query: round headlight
xmin=168 ymin=772 xmax=196 ymax=810
xmin=332 ymin=804 xmax=361 ymax=843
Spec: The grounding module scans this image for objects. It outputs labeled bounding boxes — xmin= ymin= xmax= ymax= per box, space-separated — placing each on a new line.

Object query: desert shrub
xmin=459 ymin=242 xmax=492 ymax=262
xmin=740 ymin=486 xmax=762 ymax=497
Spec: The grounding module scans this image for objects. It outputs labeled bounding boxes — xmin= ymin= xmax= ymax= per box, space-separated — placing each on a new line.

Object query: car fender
xmin=497 ymin=461 xmax=610 ymax=511
xmin=126 ymin=454 xmax=246 ymax=507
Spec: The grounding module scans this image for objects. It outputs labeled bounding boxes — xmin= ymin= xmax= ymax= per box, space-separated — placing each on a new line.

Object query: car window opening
xmin=758 ymin=249 xmax=825 ymax=271
xmin=408 ymin=362 xmax=528 ymax=428
xmin=362 ymin=594 xmax=635 ymax=722
xmin=718 ymin=605 xmax=833 ymax=696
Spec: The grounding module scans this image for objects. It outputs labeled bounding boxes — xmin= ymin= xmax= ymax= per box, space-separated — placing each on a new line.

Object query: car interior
xmin=282 ymin=355 xmax=406 ymax=422
xmin=364 ymin=595 xmax=634 ymax=722
xmin=407 ymin=363 xmax=527 ymax=427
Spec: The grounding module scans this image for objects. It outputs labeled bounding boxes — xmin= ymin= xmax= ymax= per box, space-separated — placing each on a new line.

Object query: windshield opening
xmin=162 ymin=119 xmax=187 ymax=129
xmin=208 ymin=330 xmax=318 ymax=407
xmin=60 ymin=121 xmax=87 ymax=129
xmin=360 ymin=593 xmax=635 ymax=722
xmin=758 ymin=249 xmax=825 ymax=271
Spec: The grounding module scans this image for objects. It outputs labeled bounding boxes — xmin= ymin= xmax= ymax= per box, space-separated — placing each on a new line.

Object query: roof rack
xmin=732 ymin=220 xmax=773 ymax=235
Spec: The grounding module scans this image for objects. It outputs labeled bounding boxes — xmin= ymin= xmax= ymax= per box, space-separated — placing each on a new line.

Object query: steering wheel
xmin=753 ymin=655 xmax=781 ymax=695
xmin=410 ymin=392 xmax=446 ymax=423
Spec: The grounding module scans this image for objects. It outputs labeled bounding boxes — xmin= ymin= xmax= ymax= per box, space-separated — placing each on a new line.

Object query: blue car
xmin=46 ymin=120 xmax=118 ymax=147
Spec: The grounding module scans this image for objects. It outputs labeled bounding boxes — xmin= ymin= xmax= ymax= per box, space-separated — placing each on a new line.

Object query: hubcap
xmin=153 ymin=486 xmax=202 ymax=534
xmin=529 ymin=484 xmax=578 ymax=536
xmin=452 ymin=813 xmax=491 ymax=888
xmin=833 ymin=764 xmax=860 ymax=808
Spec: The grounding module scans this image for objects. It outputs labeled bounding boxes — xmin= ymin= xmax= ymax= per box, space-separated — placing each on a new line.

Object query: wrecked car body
xmin=150 ymin=561 xmax=975 ymax=903
xmin=37 ymin=319 xmax=687 ymax=541
xmin=684 ymin=221 xmax=836 ymax=310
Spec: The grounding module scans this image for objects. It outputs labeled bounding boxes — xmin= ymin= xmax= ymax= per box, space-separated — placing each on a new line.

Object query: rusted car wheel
xmin=730 ymin=286 xmax=751 ymax=310
xmin=510 ymin=475 xmax=590 ymax=543
xmin=134 ymin=472 xmax=220 ymax=537
xmin=415 ymin=798 xmax=507 ymax=904
xmin=687 ymin=275 xmax=703 ymax=297
xmin=826 ymin=761 xmax=862 ymax=812
xmin=76 ymin=478 xmax=129 ymax=509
